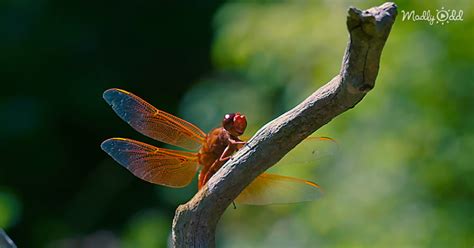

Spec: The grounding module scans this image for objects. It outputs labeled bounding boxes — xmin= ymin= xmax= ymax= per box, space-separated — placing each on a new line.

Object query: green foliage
xmin=0 ymin=191 xmax=21 ymax=229
xmin=122 ymin=210 xmax=169 ymax=248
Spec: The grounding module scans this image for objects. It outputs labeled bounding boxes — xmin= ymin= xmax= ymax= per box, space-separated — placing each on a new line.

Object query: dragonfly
xmin=101 ymin=88 xmax=334 ymax=205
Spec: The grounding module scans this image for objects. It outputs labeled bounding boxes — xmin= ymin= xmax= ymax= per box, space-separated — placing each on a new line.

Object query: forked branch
xmin=172 ymin=2 xmax=397 ymax=247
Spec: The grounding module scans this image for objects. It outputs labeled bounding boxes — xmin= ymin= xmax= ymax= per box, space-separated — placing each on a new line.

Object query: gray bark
xmin=172 ymin=2 xmax=397 ymax=247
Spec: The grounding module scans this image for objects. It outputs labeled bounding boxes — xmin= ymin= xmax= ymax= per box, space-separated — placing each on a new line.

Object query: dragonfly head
xmin=222 ymin=112 xmax=247 ymax=137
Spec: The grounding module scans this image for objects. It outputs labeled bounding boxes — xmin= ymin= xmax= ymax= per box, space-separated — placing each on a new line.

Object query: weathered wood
xmin=172 ymin=2 xmax=397 ymax=247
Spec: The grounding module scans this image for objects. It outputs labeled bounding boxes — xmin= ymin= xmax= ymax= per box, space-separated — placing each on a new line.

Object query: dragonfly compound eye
xmin=233 ymin=113 xmax=247 ymax=135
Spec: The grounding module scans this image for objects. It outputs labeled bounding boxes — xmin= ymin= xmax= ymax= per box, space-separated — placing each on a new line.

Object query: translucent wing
xmin=101 ymin=138 xmax=199 ymax=188
xmin=235 ymin=173 xmax=322 ymax=205
xmin=271 ymin=136 xmax=337 ymax=171
xmin=240 ymin=136 xmax=336 ymax=167
xmin=103 ymin=88 xmax=206 ymax=151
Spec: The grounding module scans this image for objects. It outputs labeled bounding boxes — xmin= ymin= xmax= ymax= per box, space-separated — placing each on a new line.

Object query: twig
xmin=172 ymin=2 xmax=397 ymax=247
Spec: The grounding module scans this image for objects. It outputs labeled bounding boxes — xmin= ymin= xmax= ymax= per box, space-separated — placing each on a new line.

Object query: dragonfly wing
xmin=272 ymin=136 xmax=337 ymax=170
xmin=101 ymin=138 xmax=199 ymax=188
xmin=103 ymin=88 xmax=206 ymax=151
xmin=235 ymin=173 xmax=322 ymax=205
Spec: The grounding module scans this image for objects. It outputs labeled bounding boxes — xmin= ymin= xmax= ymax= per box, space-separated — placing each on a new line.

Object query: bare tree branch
xmin=172 ymin=2 xmax=397 ymax=247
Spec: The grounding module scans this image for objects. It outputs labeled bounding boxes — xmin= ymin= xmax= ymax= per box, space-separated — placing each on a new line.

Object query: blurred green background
xmin=1 ymin=0 xmax=473 ymax=247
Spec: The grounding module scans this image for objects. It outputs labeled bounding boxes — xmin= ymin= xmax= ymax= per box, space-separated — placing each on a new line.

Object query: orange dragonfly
xmin=101 ymin=88 xmax=334 ymax=205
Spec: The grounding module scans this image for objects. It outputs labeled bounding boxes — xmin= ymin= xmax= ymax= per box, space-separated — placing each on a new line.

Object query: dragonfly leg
xmin=202 ymin=144 xmax=235 ymax=184
xmin=229 ymin=139 xmax=246 ymax=149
